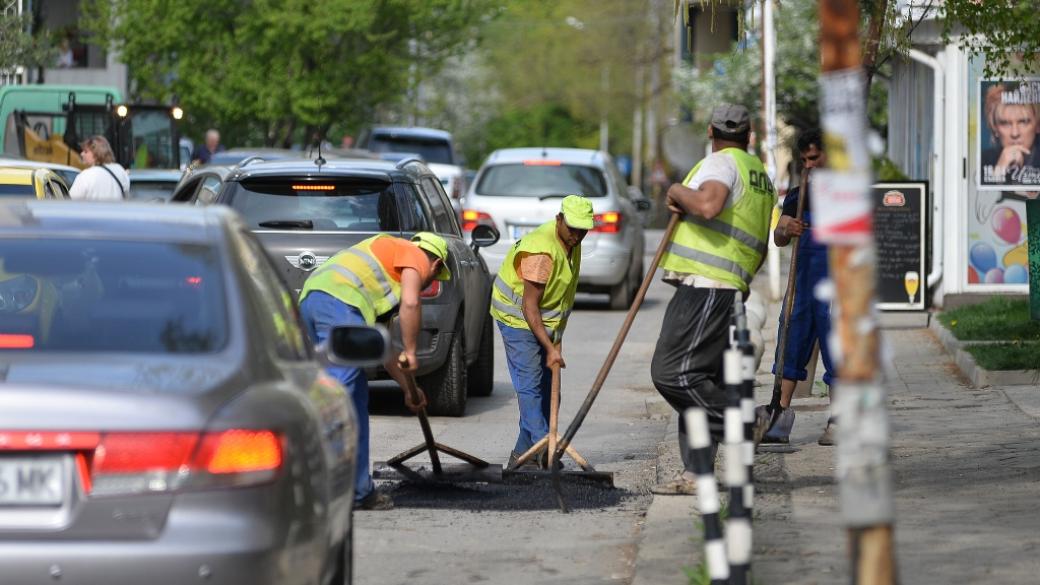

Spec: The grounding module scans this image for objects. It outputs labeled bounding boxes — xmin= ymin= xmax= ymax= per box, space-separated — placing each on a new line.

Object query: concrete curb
xmin=928 ymin=317 xmax=1039 ymax=387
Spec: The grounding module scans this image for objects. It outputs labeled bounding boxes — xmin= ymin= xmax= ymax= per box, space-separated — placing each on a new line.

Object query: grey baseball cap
xmin=710 ymin=103 xmax=750 ymax=133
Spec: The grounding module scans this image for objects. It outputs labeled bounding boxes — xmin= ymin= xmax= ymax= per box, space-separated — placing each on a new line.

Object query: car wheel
xmin=467 ymin=315 xmax=495 ymax=397
xmin=419 ymin=324 xmax=467 ymax=417
xmin=330 ymin=519 xmax=353 ymax=585
xmin=608 ymin=255 xmax=640 ymax=310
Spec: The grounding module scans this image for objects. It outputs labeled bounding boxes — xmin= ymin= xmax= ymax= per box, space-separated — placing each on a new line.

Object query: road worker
xmin=491 ymin=195 xmax=594 ymax=469
xmin=650 ymin=104 xmax=775 ymax=494
xmin=298 ymin=232 xmax=450 ymax=510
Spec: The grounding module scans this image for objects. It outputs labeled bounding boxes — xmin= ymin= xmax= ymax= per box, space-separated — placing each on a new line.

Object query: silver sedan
xmin=0 ymin=202 xmax=384 ymax=585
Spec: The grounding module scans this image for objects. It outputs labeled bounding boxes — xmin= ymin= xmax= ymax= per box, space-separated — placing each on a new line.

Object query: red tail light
xmin=420 ymin=280 xmax=442 ymax=299
xmin=461 ymin=209 xmax=493 ymax=232
xmin=0 ymin=429 xmax=285 ymax=496
xmin=592 ymin=211 xmax=622 ymax=234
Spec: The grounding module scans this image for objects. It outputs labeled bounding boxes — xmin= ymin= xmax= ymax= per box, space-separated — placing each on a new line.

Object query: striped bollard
xmin=684 ymin=408 xmax=728 ymax=585
xmin=733 ymin=299 xmax=756 ymax=514
xmin=724 ymin=347 xmax=752 ymax=584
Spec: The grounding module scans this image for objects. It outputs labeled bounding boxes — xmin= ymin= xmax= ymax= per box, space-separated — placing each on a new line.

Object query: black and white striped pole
xmin=732 ymin=296 xmax=757 ymax=514
xmin=684 ymin=408 xmax=728 ymax=585
xmin=724 ymin=346 xmax=752 ymax=585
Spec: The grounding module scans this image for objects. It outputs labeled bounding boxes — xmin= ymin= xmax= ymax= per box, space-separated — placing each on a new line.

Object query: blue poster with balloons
xmin=969 ymin=193 xmax=1032 ymax=286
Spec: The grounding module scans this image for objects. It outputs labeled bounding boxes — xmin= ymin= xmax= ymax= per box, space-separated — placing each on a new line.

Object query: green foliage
xmin=873 ymin=156 xmax=909 ymax=181
xmin=84 ymin=0 xmax=497 ymax=146
xmin=942 ymin=1 xmax=1040 ymax=78
xmin=966 ymin=342 xmax=1040 ymax=372
xmin=939 ymin=298 xmax=1040 ymax=342
xmin=0 ymin=11 xmax=55 ymax=72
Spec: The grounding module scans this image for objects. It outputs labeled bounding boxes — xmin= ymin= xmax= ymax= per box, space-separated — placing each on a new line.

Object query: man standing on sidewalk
xmin=762 ymin=129 xmax=839 ymax=446
xmin=650 ymin=104 xmax=775 ymax=494
xmin=298 ymin=232 xmax=450 ymax=510
xmin=491 ymin=195 xmax=593 ymax=469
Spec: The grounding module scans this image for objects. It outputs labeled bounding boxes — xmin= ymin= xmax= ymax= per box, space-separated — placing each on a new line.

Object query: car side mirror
xmin=325 ymin=324 xmax=389 ymax=367
xmin=470 ymin=223 xmax=499 ymax=250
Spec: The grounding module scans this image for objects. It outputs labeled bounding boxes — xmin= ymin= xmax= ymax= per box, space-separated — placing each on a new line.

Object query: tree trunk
xmin=861 ymin=0 xmax=888 ymax=91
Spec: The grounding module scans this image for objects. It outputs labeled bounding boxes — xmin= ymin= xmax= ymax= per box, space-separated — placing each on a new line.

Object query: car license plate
xmin=509 ymin=224 xmax=535 ymax=240
xmin=0 ymin=457 xmax=64 ymax=506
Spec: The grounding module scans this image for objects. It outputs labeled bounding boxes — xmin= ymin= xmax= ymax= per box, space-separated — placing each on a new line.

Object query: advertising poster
xmin=970 ymin=78 xmax=1038 ymax=287
xmin=873 ymin=183 xmax=927 ymax=310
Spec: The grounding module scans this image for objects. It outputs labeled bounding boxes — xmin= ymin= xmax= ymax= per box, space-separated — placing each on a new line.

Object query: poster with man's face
xmin=978 ymin=80 xmax=1040 ymax=188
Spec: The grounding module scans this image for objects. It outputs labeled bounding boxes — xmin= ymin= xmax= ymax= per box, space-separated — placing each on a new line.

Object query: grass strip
xmin=965 ymin=342 xmax=1040 ymax=371
xmin=938 ymin=298 xmax=1040 ymax=342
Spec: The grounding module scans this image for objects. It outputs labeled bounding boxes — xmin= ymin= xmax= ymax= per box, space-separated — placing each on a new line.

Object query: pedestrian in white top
xmin=69 ymin=135 xmax=130 ymax=201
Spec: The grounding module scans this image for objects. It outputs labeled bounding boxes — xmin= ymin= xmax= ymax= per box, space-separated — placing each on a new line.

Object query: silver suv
xmin=462 ymin=147 xmax=651 ymax=309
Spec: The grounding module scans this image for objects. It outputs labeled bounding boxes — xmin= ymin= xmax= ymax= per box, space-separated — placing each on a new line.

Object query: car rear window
xmin=226 ymin=179 xmax=430 ymax=232
xmin=128 ymin=180 xmax=178 ymax=201
xmin=475 ymin=163 xmax=608 ymax=197
xmin=367 ymin=136 xmax=453 ymax=165
xmin=0 ymin=184 xmax=35 ymax=197
xmin=0 ymin=239 xmax=227 ymax=353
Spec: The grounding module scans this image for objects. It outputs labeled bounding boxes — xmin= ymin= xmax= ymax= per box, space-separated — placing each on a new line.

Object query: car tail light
xmin=420 ymin=280 xmax=442 ymax=299
xmin=0 ymin=334 xmax=35 ymax=349
xmin=592 ymin=211 xmax=622 ymax=234
xmin=67 ymin=430 xmax=282 ymax=496
xmin=522 ymin=160 xmax=562 ymax=166
xmin=461 ymin=209 xmax=493 ymax=232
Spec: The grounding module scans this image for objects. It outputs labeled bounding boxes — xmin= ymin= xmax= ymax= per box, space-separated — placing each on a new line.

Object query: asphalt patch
xmin=380 ymin=474 xmax=631 ymax=512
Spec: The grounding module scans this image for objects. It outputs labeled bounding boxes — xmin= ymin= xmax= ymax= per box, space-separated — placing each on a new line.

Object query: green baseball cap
xmin=560 ymin=195 xmax=594 ymax=230
xmin=411 ymin=232 xmax=452 ymax=281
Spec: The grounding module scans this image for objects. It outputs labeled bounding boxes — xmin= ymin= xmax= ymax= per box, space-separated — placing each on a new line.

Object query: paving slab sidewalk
xmin=632 ymin=326 xmax=1040 ymax=584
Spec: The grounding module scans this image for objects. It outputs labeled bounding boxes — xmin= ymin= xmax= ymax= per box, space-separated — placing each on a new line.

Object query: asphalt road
xmin=355 ymin=231 xmax=674 ymax=585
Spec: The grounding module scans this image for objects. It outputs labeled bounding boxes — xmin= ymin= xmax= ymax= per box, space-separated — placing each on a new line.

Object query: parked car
xmin=169 ymin=164 xmax=235 ymax=205
xmin=462 ymin=147 xmax=651 ymax=309
xmin=0 ymin=156 xmax=80 ymax=186
xmin=0 ymin=200 xmax=381 ymax=585
xmin=358 ymin=127 xmax=467 ymax=213
xmin=127 ymin=168 xmax=184 ymax=202
xmin=198 ymin=157 xmax=499 ymax=416
xmin=0 ymin=166 xmax=70 ymax=200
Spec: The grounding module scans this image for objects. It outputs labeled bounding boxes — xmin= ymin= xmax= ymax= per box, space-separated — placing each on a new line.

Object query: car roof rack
xmin=394 ymin=156 xmax=425 ymax=169
xmin=237 ymin=156 xmax=266 ymax=167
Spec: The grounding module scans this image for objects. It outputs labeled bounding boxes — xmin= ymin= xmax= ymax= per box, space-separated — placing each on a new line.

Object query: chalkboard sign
xmin=873 ymin=182 xmax=927 ymax=310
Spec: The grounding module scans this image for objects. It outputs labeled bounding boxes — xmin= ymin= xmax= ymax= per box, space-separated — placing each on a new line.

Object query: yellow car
xmin=0 ymin=166 xmax=70 ymax=200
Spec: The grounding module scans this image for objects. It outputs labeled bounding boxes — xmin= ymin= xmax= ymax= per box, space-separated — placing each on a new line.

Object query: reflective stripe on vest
xmin=666 ymin=240 xmax=753 ymax=284
xmin=493 ymin=276 xmax=570 ymax=322
xmin=346 ymin=248 xmax=399 ymax=307
xmin=683 ymin=215 xmax=768 ymax=257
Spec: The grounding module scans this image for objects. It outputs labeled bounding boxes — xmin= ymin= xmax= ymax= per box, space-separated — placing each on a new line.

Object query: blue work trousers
xmin=772 ymin=250 xmax=836 ymax=387
xmin=497 ymin=322 xmax=553 ymax=455
xmin=299 ymin=291 xmax=373 ymax=502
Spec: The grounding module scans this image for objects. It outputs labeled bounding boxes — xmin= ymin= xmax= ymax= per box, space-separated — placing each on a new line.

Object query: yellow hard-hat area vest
xmin=660 ymin=148 xmax=775 ymax=292
xmin=490 ymin=221 xmax=580 ymax=342
xmin=299 ymin=235 xmax=402 ymax=325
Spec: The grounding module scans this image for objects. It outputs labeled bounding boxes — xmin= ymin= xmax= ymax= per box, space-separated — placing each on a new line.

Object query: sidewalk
xmin=632 ymin=325 xmax=1040 ymax=584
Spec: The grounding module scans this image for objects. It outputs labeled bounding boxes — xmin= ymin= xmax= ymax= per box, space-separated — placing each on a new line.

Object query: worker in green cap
xmin=490 ymin=195 xmax=594 ymax=468
xmin=299 ymin=231 xmax=451 ymax=510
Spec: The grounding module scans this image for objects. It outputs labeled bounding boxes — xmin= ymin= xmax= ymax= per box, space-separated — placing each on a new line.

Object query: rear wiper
xmin=537 ymin=194 xmax=569 ymax=201
xmin=258 ymin=219 xmax=314 ymax=230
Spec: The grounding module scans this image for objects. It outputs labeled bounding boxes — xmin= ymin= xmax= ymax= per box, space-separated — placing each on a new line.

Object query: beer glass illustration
xmin=904 ymin=271 xmax=920 ymax=304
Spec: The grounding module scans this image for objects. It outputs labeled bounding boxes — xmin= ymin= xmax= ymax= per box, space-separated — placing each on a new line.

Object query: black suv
xmin=210 ymin=156 xmax=499 ymax=416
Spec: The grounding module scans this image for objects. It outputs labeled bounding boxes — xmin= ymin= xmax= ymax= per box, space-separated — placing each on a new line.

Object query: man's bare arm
xmin=666 ymin=180 xmax=730 ymax=220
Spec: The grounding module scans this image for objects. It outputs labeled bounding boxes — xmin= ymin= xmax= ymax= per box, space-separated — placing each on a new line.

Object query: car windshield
xmin=227 ymin=179 xmax=430 ymax=232
xmin=0 ymin=184 xmax=35 ymax=197
xmin=368 ymin=136 xmax=453 ymax=165
xmin=476 ymin=163 xmax=608 ymax=197
xmin=0 ymin=238 xmax=227 ymax=353
xmin=129 ymin=180 xmax=178 ymax=202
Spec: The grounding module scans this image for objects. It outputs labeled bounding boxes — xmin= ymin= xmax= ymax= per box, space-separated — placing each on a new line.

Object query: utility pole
xmin=816 ymin=1 xmax=898 ymax=583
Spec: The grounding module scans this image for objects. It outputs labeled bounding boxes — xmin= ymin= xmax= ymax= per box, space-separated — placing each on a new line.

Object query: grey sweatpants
xmin=651 ymin=284 xmax=737 ymax=474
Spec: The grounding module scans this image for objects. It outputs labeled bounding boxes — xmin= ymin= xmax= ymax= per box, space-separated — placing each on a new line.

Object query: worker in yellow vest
xmin=491 ymin=195 xmax=594 ymax=469
xmin=650 ymin=104 xmax=774 ymax=494
xmin=299 ymin=232 xmax=450 ymax=510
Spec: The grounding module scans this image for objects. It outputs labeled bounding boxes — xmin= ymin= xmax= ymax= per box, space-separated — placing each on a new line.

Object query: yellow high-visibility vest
xmin=660 ymin=148 xmax=774 ymax=292
xmin=299 ymin=235 xmax=402 ymax=324
xmin=490 ymin=221 xmax=580 ymax=341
